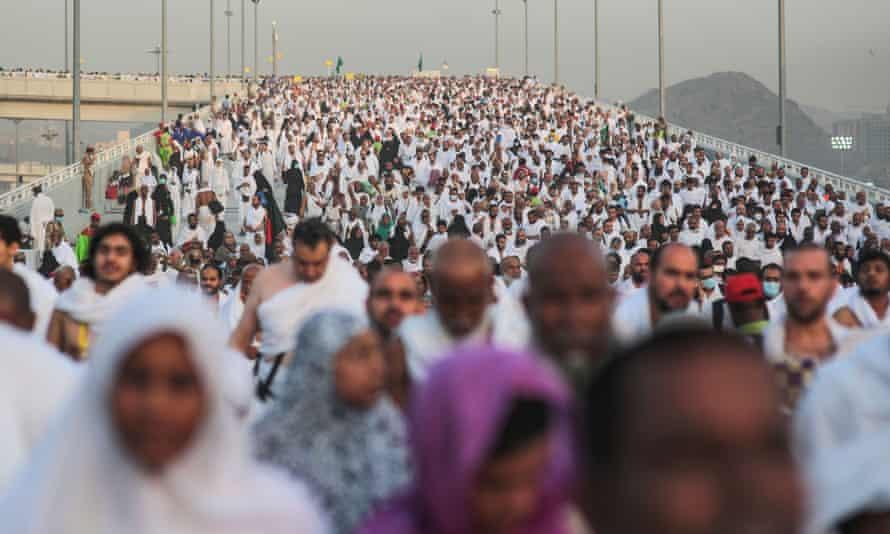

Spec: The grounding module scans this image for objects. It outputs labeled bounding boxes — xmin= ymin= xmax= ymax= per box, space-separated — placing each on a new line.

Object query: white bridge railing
xmin=633 ymin=111 xmax=890 ymax=204
xmin=0 ymin=128 xmax=159 ymax=213
xmin=0 ymin=106 xmax=214 ymax=218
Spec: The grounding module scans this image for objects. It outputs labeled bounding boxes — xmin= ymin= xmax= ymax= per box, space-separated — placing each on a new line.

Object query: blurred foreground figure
xmin=523 ymin=234 xmax=614 ymax=395
xmin=254 ymin=311 xmax=410 ymax=534
xmin=0 ymin=287 xmax=326 ymax=534
xmin=365 ymin=268 xmax=423 ymax=408
xmin=584 ymin=329 xmax=804 ymax=534
xmin=397 ymin=240 xmax=524 ymax=382
xmin=0 ymin=277 xmax=78 ymax=491
xmin=0 ymin=215 xmax=57 ymax=337
xmin=360 ymin=347 xmax=575 ymax=534
xmin=764 ymin=244 xmax=862 ymax=411
xmin=794 ymin=330 xmax=890 ymax=534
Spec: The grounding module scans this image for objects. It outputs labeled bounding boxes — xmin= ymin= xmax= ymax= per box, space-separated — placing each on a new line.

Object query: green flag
xmin=335 ymin=56 xmax=344 ymax=76
xmin=417 ymin=53 xmax=423 ymax=72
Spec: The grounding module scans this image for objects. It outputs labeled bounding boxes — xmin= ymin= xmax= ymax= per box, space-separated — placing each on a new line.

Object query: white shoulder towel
xmin=257 ymin=254 xmax=368 ymax=356
xmin=54 ymin=274 xmax=147 ymax=340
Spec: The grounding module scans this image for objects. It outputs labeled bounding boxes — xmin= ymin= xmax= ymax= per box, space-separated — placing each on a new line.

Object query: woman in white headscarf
xmin=0 ymin=286 xmax=327 ymax=534
xmin=253 ymin=310 xmax=411 ymax=534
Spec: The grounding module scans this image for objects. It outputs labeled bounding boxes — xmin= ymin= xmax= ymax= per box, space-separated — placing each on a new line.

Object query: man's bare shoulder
xmin=254 ymin=261 xmax=297 ymax=303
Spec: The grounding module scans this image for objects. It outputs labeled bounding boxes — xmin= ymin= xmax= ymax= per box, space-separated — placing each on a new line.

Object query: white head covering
xmin=0 ymin=286 xmax=328 ymax=534
xmin=253 ymin=310 xmax=410 ymax=534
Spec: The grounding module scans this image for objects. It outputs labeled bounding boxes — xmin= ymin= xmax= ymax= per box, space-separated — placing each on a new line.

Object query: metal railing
xmin=0 ymin=129 xmax=158 ymax=214
xmin=0 ymin=106 xmax=213 ymax=216
xmin=633 ymin=111 xmax=890 ymax=204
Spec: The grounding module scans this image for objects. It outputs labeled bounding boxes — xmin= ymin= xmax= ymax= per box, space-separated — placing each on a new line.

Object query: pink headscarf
xmin=360 ymin=346 xmax=576 ymax=534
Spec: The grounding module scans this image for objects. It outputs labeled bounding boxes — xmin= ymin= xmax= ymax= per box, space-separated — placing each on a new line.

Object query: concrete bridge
xmin=0 ymin=75 xmax=246 ymax=123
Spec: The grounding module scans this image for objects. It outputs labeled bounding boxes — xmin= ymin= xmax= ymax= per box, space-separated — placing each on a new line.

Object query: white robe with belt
xmin=28 ymin=194 xmax=54 ymax=258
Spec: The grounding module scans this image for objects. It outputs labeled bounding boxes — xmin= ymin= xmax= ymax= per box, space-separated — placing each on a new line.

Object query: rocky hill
xmin=629 ymin=71 xmax=834 ymax=172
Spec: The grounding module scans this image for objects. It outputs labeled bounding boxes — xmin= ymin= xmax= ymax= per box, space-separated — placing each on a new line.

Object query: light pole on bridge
xmin=72 ymin=0 xmax=81 ymax=162
xmin=657 ymin=0 xmax=665 ymax=119
xmin=210 ymin=0 xmax=216 ymax=106
xmin=553 ymin=0 xmax=559 ymax=85
xmin=522 ymin=0 xmax=528 ymax=77
xmin=63 ymin=0 xmax=72 ymax=165
xmin=12 ymin=119 xmax=23 ymax=181
xmin=252 ymin=0 xmax=260 ymax=84
xmin=492 ymin=0 xmax=501 ymax=71
xmin=161 ymin=0 xmax=168 ymax=123
xmin=225 ymin=0 xmax=233 ymax=79
xmin=241 ymin=0 xmax=247 ymax=87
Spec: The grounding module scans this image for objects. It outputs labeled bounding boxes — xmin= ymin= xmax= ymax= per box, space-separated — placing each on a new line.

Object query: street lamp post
xmin=594 ymin=0 xmax=600 ymax=100
xmin=13 ymin=119 xmax=23 ymax=181
xmin=241 ymin=0 xmax=246 ymax=86
xmin=778 ymin=0 xmax=787 ymax=157
xmin=252 ymin=0 xmax=260 ymax=83
xmin=522 ymin=0 xmax=529 ymax=77
xmin=41 ymin=124 xmax=60 ymax=174
xmin=210 ymin=0 xmax=216 ymax=106
xmin=161 ymin=0 xmax=168 ymax=123
xmin=272 ymin=21 xmax=279 ymax=78
xmin=72 ymin=0 xmax=81 ymax=161
xmin=831 ymin=136 xmax=854 ymax=175
xmin=225 ymin=0 xmax=233 ymax=78
xmin=492 ymin=0 xmax=501 ymax=70
xmin=554 ymin=0 xmax=559 ymax=85
xmin=657 ymin=0 xmax=665 ymax=118
xmin=64 ymin=0 xmax=71 ymax=165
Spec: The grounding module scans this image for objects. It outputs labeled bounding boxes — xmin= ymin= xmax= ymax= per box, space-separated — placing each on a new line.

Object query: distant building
xmin=834 ymin=106 xmax=890 ymax=167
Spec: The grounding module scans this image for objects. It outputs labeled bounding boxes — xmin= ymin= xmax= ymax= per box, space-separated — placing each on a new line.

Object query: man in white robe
xmin=396 ymin=240 xmax=527 ymax=382
xmin=243 ymin=195 xmax=267 ymax=236
xmin=611 ymin=243 xmax=700 ymax=346
xmin=28 ymin=186 xmax=55 ymax=260
xmin=229 ymin=220 xmax=368 ymax=399
xmin=762 ymin=245 xmax=863 ymax=412
xmin=832 ymin=250 xmax=890 ymax=329
xmin=48 ymin=223 xmax=148 ymax=360
xmin=175 ymin=213 xmax=209 ymax=249
xmin=0 ymin=215 xmax=57 ymax=338
xmin=211 ymin=159 xmax=230 ymax=210
xmin=236 ymin=168 xmax=258 ymax=230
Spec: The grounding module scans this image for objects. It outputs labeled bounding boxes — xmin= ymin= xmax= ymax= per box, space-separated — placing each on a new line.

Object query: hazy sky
xmin=2 ymin=0 xmax=888 ymax=113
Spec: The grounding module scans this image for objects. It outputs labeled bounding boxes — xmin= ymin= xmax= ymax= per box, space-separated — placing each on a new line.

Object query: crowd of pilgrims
xmin=3 ymin=74 xmax=890 ymax=533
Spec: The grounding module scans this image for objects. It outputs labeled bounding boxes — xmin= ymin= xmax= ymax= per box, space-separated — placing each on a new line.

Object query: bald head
xmin=430 ymin=240 xmax=494 ymax=338
xmin=239 ymin=263 xmax=263 ymax=300
xmin=432 ymin=239 xmax=493 ymax=278
xmin=523 ymin=234 xmax=614 ymax=379
xmin=0 ymin=270 xmax=35 ymax=332
xmin=53 ymin=265 xmax=76 ymax=293
xmin=527 ymin=233 xmax=606 ymax=287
